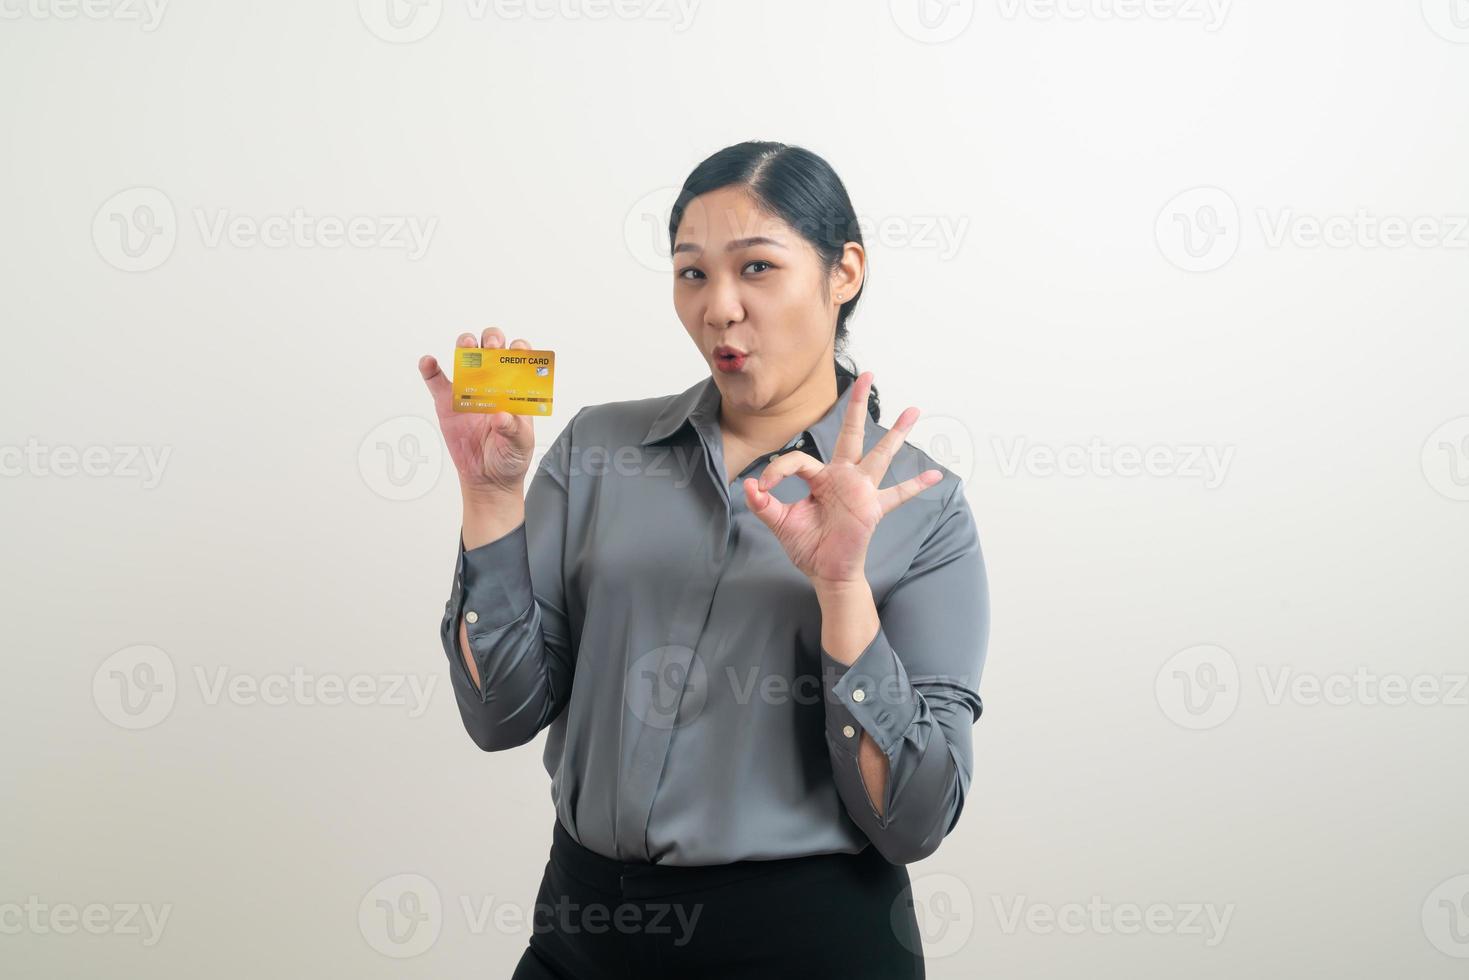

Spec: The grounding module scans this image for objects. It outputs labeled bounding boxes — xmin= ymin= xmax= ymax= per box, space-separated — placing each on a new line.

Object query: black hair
xmin=667 ymin=140 xmax=880 ymax=422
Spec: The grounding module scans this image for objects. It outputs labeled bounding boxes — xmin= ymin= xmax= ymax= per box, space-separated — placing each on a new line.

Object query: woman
xmin=417 ymin=141 xmax=990 ymax=979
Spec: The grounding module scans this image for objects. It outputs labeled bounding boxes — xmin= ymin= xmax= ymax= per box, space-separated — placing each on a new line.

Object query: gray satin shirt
xmin=439 ymin=373 xmax=990 ymax=866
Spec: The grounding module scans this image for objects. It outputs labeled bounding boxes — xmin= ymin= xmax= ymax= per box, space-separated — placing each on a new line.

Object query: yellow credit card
xmin=451 ymin=348 xmax=555 ymax=415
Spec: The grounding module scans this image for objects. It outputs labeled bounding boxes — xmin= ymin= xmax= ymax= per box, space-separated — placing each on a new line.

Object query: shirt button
xmin=851 ymin=688 xmax=866 ymax=703
xmin=768 ymin=451 xmax=780 ymax=461
xmin=465 ymin=610 xmax=479 ymax=624
xmin=842 ymin=725 xmax=856 ymax=738
xmin=795 ymin=438 xmax=806 ymax=448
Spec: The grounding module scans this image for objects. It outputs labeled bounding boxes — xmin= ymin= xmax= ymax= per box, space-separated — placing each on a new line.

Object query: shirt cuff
xmin=821 ymin=626 xmax=921 ymax=758
xmin=455 ymin=520 xmax=534 ymax=638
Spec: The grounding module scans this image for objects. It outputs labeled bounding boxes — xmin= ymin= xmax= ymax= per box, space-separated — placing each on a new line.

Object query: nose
xmin=703 ymin=278 xmax=744 ymax=330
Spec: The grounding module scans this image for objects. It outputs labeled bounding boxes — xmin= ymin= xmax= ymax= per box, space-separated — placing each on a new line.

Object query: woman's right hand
xmin=419 ymin=327 xmax=539 ymax=497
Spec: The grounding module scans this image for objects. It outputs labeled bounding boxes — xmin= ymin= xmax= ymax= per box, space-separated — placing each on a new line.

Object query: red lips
xmin=713 ymin=345 xmax=747 ymax=372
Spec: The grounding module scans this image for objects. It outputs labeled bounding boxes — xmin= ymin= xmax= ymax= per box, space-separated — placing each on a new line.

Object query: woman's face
xmin=672 ymin=185 xmax=862 ymax=413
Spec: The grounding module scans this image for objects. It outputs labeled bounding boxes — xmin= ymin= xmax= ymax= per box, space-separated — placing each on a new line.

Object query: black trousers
xmin=510 ymin=818 xmax=926 ymax=979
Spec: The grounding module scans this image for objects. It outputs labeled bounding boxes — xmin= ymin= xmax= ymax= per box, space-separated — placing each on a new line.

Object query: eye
xmin=676 ymin=267 xmax=704 ymax=281
xmin=744 ymin=260 xmax=773 ymax=274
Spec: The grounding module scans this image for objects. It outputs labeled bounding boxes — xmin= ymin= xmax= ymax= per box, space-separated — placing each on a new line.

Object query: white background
xmin=3 ymin=0 xmax=1468 ymax=976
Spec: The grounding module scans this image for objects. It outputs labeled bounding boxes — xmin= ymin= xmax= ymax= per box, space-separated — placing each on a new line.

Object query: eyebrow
xmin=672 ymin=236 xmax=788 ymax=256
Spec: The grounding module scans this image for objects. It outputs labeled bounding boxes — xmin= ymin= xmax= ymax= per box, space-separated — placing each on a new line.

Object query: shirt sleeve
xmin=439 ymin=409 xmax=581 ymax=752
xmin=820 ymin=477 xmax=990 ymax=864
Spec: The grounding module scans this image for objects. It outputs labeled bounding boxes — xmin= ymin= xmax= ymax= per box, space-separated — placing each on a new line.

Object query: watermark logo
xmin=995 ymin=0 xmax=1231 ymax=31
xmin=1157 ymin=646 xmax=1468 ymax=729
xmin=0 ymin=440 xmax=172 ymax=488
xmin=93 ymin=646 xmax=439 ymax=729
xmin=93 ymin=645 xmax=177 ymax=730
xmin=1256 ymin=209 xmax=1469 ymax=251
xmin=0 ymin=898 xmax=173 ymax=946
xmin=992 ymin=895 xmax=1235 ymax=946
xmin=1422 ymin=0 xmax=1469 ymax=43
xmin=897 ymin=872 xmax=975 ymax=958
xmin=93 ymin=188 xmax=438 ymax=271
xmin=0 ymin=0 xmax=169 ymax=30
xmin=1156 ymin=186 xmax=1239 ymax=273
xmin=1158 ymin=186 xmax=1469 ymax=271
xmin=1424 ymin=874 xmax=1469 ymax=957
xmin=625 ymin=645 xmax=705 ymax=730
xmin=360 ymin=0 xmax=699 ymax=42
xmin=624 ymin=186 xmax=688 ymax=273
xmin=93 ymin=187 xmax=177 ymax=273
xmin=193 ymin=667 xmax=438 ymax=717
xmin=890 ymin=0 xmax=975 ymax=43
xmin=1422 ymin=416 xmax=1469 ymax=502
xmin=359 ymin=416 xmax=445 ymax=502
xmin=1155 ymin=644 xmax=1239 ymax=730
xmin=359 ymin=873 xmax=443 ymax=958
xmin=636 ymin=190 xmax=971 ymax=272
xmin=992 ymin=436 xmax=1234 ymax=488
xmin=908 ymin=414 xmax=977 ymax=486
xmin=359 ymin=0 xmax=443 ymax=42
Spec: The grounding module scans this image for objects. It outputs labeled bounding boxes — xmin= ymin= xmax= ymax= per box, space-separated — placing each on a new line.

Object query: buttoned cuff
xmin=454 ymin=521 xmax=534 ymax=638
xmin=821 ymin=627 xmax=921 ymax=758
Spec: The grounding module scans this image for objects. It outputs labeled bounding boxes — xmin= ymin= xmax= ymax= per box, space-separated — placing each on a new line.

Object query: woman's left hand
xmin=744 ymin=372 xmax=944 ymax=590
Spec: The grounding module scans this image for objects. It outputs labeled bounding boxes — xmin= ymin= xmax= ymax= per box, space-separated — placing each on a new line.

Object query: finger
xmin=859 ymin=405 xmax=919 ymax=483
xmin=480 ymin=326 xmax=506 ymax=348
xmin=457 ymin=333 xmax=477 ymax=348
xmin=757 ymin=450 xmax=824 ymax=493
xmin=743 ymin=477 xmax=789 ymax=529
xmin=832 ymin=371 xmax=873 ymax=463
xmin=876 ymin=469 xmax=944 ymax=516
xmin=509 ymin=337 xmax=532 ymax=350
xmin=418 ymin=354 xmax=452 ymax=415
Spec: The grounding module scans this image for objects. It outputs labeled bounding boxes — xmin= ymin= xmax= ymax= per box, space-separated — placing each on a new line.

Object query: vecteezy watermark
xmin=358 ymin=873 xmax=704 ymax=958
xmin=359 ymin=419 xmax=711 ymax=505
xmin=889 ymin=0 xmax=976 ymax=44
xmin=92 ymin=187 xmax=177 ymax=272
xmin=360 ymin=874 xmax=442 ymax=958
xmin=1157 ymin=186 xmax=1469 ymax=272
xmin=92 ymin=645 xmax=440 ymax=730
xmin=907 ymin=414 xmax=977 ymax=486
xmin=1156 ymin=644 xmax=1469 ymax=730
xmin=1423 ymin=874 xmax=1469 ymax=958
xmin=1155 ymin=644 xmax=1240 ymax=730
xmin=1422 ymin=416 xmax=1469 ymax=502
xmin=995 ymin=0 xmax=1231 ymax=31
xmin=552 ymin=443 xmax=703 ymax=487
xmin=992 ymin=437 xmax=1235 ymax=488
xmin=93 ymin=645 xmax=178 ymax=730
xmin=626 ymin=645 xmax=705 ymax=730
xmin=0 ymin=897 xmax=173 ymax=947
xmin=624 ymin=186 xmax=972 ymax=273
xmin=0 ymin=0 xmax=168 ymax=30
xmin=625 ymin=644 xmax=980 ymax=732
xmin=1422 ymin=0 xmax=1469 ymax=43
xmin=1155 ymin=186 xmax=1240 ymax=273
xmin=193 ymin=209 xmax=436 ymax=260
xmin=991 ymin=895 xmax=1236 ymax=946
xmin=92 ymin=187 xmax=437 ymax=272
xmin=358 ymin=0 xmax=700 ymax=43
xmin=1256 ymin=209 xmax=1469 ymax=252
xmin=359 ymin=416 xmax=445 ymax=502
xmin=0 ymin=439 xmax=172 ymax=488
xmin=895 ymin=872 xmax=976 ymax=958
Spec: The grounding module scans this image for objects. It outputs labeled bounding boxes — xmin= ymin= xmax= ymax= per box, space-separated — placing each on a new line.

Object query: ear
xmin=830 ymin=241 xmax=866 ymax=304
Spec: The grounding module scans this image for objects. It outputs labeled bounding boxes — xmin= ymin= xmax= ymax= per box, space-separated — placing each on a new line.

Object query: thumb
xmin=743 ymin=477 xmax=786 ymax=530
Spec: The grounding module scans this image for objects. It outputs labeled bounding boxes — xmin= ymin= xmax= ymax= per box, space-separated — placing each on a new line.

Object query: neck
xmin=716 ymin=363 xmax=840 ymax=452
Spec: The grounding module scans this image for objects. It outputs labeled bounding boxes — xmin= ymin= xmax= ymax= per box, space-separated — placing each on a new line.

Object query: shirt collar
xmin=639 ymin=372 xmax=860 ymax=464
